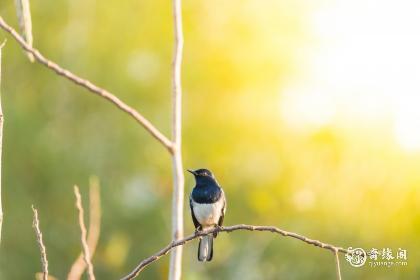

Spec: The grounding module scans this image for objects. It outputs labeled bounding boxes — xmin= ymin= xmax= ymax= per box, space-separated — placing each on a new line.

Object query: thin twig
xmin=168 ymin=0 xmax=185 ymax=279
xmin=31 ymin=205 xmax=49 ymax=280
xmin=121 ymin=224 xmax=350 ymax=280
xmin=68 ymin=178 xmax=101 ymax=280
xmin=14 ymin=0 xmax=34 ymax=62
xmin=74 ymin=186 xmax=96 ymax=280
xmin=0 ymin=39 xmax=5 ymax=244
xmin=334 ymin=249 xmax=342 ymax=280
xmin=0 ymin=16 xmax=173 ymax=152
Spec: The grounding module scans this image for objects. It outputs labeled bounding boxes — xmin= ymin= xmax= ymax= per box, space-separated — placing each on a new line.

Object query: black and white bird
xmin=188 ymin=168 xmax=226 ymax=262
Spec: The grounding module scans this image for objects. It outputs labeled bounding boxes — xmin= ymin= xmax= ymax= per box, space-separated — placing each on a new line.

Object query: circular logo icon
xmin=345 ymin=247 xmax=367 ymax=267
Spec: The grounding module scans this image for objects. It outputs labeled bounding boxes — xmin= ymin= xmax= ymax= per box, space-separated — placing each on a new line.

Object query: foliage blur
xmin=0 ymin=0 xmax=419 ymax=279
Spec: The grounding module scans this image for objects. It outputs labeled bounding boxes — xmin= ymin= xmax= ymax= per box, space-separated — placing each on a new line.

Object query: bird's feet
xmin=212 ymin=225 xmax=223 ymax=237
xmin=214 ymin=225 xmax=223 ymax=232
xmin=194 ymin=226 xmax=203 ymax=236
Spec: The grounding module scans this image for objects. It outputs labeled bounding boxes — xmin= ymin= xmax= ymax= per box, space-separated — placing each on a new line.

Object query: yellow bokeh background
xmin=0 ymin=0 xmax=419 ymax=279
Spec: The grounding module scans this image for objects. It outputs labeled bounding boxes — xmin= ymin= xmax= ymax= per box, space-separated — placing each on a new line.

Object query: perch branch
xmin=168 ymin=0 xmax=185 ymax=279
xmin=0 ymin=39 xmax=5 ymax=243
xmin=121 ymin=224 xmax=350 ymax=280
xmin=0 ymin=16 xmax=173 ymax=152
xmin=31 ymin=206 xmax=49 ymax=280
xmin=74 ymin=186 xmax=95 ymax=280
xmin=68 ymin=178 xmax=101 ymax=280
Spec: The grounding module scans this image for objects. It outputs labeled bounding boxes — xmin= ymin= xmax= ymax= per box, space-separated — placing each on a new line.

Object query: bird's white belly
xmin=192 ymin=200 xmax=223 ymax=227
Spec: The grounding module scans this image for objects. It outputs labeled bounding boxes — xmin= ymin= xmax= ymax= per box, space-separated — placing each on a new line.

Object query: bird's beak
xmin=187 ymin=169 xmax=196 ymax=175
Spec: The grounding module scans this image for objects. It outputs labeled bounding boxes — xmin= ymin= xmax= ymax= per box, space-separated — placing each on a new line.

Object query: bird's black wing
xmin=189 ymin=195 xmax=200 ymax=230
xmin=215 ymin=189 xmax=226 ymax=237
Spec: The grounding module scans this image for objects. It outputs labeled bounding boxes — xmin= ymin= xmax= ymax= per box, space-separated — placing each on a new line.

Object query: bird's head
xmin=187 ymin=168 xmax=217 ymax=184
xmin=188 ymin=168 xmax=214 ymax=177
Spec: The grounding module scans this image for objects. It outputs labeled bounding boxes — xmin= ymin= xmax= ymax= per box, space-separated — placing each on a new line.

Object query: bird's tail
xmin=198 ymin=234 xmax=213 ymax=262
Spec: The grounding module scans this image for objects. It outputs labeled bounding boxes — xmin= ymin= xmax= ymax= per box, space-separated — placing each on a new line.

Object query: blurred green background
xmin=0 ymin=0 xmax=419 ymax=279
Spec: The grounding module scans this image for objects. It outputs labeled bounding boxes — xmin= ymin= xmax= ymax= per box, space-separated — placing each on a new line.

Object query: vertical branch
xmin=74 ymin=185 xmax=96 ymax=280
xmin=14 ymin=0 xmax=34 ymax=62
xmin=32 ymin=206 xmax=49 ymax=280
xmin=334 ymin=249 xmax=342 ymax=280
xmin=0 ymin=40 xmax=5 ymax=244
xmin=68 ymin=177 xmax=101 ymax=280
xmin=168 ymin=0 xmax=185 ymax=279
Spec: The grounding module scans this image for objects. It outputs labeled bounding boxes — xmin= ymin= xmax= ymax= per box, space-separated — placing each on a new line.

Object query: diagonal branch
xmin=31 ymin=206 xmax=49 ymax=280
xmin=0 ymin=16 xmax=173 ymax=152
xmin=68 ymin=177 xmax=101 ymax=280
xmin=73 ymin=186 xmax=96 ymax=280
xmin=121 ymin=224 xmax=350 ymax=280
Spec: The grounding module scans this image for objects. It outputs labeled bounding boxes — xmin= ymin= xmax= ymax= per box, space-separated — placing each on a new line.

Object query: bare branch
xmin=0 ymin=39 xmax=5 ymax=243
xmin=68 ymin=178 xmax=101 ymax=280
xmin=14 ymin=0 xmax=34 ymax=62
xmin=31 ymin=205 xmax=49 ymax=280
xmin=73 ymin=186 xmax=96 ymax=280
xmin=168 ymin=0 xmax=185 ymax=278
xmin=0 ymin=16 xmax=174 ymax=152
xmin=334 ymin=249 xmax=342 ymax=280
xmin=121 ymin=224 xmax=350 ymax=280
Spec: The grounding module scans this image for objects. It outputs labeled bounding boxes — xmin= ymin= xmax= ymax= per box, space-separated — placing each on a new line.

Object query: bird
xmin=188 ymin=168 xmax=226 ymax=262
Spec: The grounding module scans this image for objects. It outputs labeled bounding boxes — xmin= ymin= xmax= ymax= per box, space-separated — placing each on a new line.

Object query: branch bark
xmin=31 ymin=206 xmax=49 ymax=280
xmin=121 ymin=224 xmax=350 ymax=280
xmin=0 ymin=40 xmax=5 ymax=244
xmin=0 ymin=16 xmax=173 ymax=152
xmin=73 ymin=186 xmax=96 ymax=280
xmin=68 ymin=178 xmax=101 ymax=280
xmin=168 ymin=0 xmax=185 ymax=279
